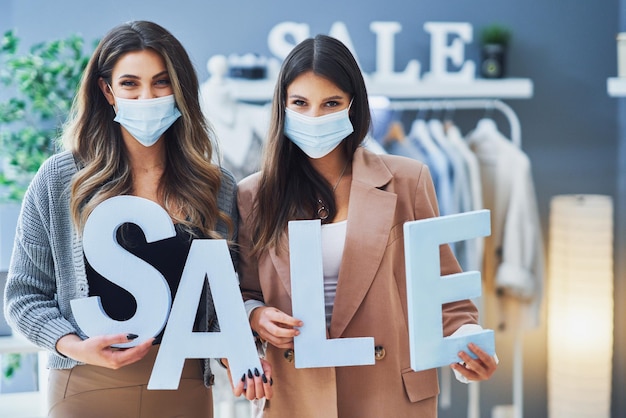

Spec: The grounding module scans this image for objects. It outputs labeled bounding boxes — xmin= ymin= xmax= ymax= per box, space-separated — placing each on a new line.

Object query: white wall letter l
xmin=289 ymin=220 xmax=374 ymax=368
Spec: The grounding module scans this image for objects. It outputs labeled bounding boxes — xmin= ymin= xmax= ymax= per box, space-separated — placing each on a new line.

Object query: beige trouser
xmin=47 ymin=346 xmax=213 ymax=418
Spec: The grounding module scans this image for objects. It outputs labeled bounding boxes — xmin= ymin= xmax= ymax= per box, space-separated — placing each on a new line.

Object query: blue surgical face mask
xmin=284 ymin=102 xmax=354 ymax=159
xmin=111 ymin=93 xmax=181 ymax=147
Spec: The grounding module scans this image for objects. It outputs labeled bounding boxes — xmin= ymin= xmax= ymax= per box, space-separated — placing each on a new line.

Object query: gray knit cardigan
xmin=3 ymin=150 xmax=238 ymax=386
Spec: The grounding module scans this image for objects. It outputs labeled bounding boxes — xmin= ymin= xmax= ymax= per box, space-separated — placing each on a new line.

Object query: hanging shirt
xmin=446 ymin=122 xmax=485 ymax=272
xmin=466 ymin=119 xmax=544 ymax=330
xmin=409 ymin=119 xmax=454 ymax=218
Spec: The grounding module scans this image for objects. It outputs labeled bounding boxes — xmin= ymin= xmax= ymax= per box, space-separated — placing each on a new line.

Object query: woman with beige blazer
xmin=237 ymin=35 xmax=497 ymax=418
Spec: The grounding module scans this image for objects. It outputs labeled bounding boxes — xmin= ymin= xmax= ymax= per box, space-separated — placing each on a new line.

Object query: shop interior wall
xmin=616 ymin=3 xmax=626 ymax=418
xmin=2 ymin=1 xmax=622 ymax=417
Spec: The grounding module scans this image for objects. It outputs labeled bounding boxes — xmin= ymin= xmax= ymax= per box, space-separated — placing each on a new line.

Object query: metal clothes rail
xmin=386 ymin=98 xmax=522 ymax=147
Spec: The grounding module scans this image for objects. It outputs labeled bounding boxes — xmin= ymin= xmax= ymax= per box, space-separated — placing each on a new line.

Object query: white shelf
xmin=367 ymin=78 xmax=533 ymax=99
xmin=608 ymin=77 xmax=626 ymax=97
xmin=229 ymin=79 xmax=277 ymax=102
xmin=229 ymin=77 xmax=534 ymax=102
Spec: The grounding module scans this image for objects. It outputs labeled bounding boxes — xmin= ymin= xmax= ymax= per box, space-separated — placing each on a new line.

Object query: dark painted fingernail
xmin=151 ymin=336 xmax=162 ymax=345
xmin=254 ymin=368 xmax=260 ymax=377
xmin=127 ymin=333 xmax=138 ymax=340
xmin=262 ymin=374 xmax=268 ymax=383
xmin=241 ymin=374 xmax=246 ymax=382
xmin=270 ymin=377 xmax=274 ymax=386
xmin=247 ymin=369 xmax=253 ymax=379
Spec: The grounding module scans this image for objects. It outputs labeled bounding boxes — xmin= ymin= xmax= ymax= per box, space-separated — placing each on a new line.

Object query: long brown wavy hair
xmin=63 ymin=20 xmax=231 ymax=238
xmin=250 ymin=34 xmax=371 ymax=254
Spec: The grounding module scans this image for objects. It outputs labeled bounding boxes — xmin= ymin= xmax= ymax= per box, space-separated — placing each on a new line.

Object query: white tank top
xmin=321 ymin=220 xmax=347 ymax=328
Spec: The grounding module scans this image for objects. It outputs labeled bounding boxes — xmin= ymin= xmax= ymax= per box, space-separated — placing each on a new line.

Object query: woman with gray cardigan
xmin=3 ymin=20 xmax=271 ymax=417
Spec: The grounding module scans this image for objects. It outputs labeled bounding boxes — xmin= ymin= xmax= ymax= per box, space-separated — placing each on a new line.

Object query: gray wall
xmin=616 ymin=2 xmax=626 ymax=418
xmin=2 ymin=1 xmax=622 ymax=417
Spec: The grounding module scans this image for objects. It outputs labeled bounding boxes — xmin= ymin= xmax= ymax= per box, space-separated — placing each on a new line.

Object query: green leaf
xmin=0 ymin=30 xmax=94 ymax=201
xmin=480 ymin=23 xmax=512 ymax=46
xmin=1 ymin=353 xmax=22 ymax=379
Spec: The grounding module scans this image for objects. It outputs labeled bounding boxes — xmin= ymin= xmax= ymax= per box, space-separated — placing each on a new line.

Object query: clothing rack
xmin=386 ymin=97 xmax=524 ymax=418
xmin=386 ymin=98 xmax=522 ymax=147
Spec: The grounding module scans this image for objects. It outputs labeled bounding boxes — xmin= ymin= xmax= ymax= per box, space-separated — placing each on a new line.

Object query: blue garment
xmin=384 ymin=138 xmax=427 ymax=162
xmin=408 ymin=119 xmax=454 ymax=218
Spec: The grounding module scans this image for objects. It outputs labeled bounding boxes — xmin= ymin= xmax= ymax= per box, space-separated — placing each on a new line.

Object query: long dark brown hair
xmin=251 ymin=34 xmax=371 ymax=254
xmin=63 ymin=20 xmax=231 ymax=238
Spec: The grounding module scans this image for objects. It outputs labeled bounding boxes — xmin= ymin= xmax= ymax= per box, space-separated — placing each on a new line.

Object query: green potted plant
xmin=479 ymin=23 xmax=512 ymax=79
xmin=0 ymin=29 xmax=93 ymax=381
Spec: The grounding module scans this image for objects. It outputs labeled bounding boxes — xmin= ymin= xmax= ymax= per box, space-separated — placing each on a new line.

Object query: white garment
xmin=450 ymin=323 xmax=500 ymax=384
xmin=200 ymin=76 xmax=270 ymax=177
xmin=446 ymin=122 xmax=485 ymax=272
xmin=429 ymin=119 xmax=475 ymax=268
xmin=429 ymin=119 xmax=468 ymax=216
xmin=362 ymin=133 xmax=388 ymax=155
xmin=466 ymin=119 xmax=544 ymax=330
xmin=321 ymin=220 xmax=347 ymax=327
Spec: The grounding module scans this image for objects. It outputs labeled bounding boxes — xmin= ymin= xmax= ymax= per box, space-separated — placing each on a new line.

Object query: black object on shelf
xmin=481 ymin=43 xmax=506 ymax=79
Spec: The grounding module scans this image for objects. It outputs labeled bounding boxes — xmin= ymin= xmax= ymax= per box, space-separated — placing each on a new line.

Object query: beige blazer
xmin=237 ymin=147 xmax=478 ymax=418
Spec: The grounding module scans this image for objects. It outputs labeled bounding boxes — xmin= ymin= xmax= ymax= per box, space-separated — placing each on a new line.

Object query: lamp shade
xmin=547 ymin=194 xmax=613 ymax=418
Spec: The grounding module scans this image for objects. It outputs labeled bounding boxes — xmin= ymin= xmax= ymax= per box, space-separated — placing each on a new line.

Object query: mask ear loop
xmin=106 ymin=83 xmax=120 ymax=113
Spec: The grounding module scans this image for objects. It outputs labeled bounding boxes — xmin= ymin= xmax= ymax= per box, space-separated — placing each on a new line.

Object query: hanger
xmin=442 ymin=101 xmax=457 ymax=133
xmin=470 ymin=101 xmax=499 ymax=138
xmin=473 ymin=118 xmax=499 ymax=138
xmin=383 ymin=120 xmax=407 ymax=144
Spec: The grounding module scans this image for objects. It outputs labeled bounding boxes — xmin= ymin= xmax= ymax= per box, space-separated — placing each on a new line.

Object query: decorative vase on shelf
xmin=479 ymin=23 xmax=512 ymax=79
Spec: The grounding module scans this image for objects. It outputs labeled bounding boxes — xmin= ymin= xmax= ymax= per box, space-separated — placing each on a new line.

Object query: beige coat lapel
xmin=268 ymin=232 xmax=292 ymax=299
xmin=266 ymin=148 xmax=397 ymax=329
xmin=330 ymin=148 xmax=397 ymax=338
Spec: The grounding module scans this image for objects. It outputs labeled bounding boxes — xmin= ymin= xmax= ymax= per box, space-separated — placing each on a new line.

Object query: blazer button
xmin=284 ymin=348 xmax=294 ymax=363
xmin=375 ymin=345 xmax=386 ymax=361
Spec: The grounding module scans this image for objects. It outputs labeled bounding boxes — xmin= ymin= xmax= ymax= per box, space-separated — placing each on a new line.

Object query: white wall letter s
xmin=404 ymin=210 xmax=495 ymax=371
xmin=268 ymin=22 xmax=310 ymax=60
xmin=71 ymin=196 xmax=174 ymax=348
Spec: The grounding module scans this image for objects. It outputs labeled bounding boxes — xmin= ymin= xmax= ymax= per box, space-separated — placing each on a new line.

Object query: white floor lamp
xmin=547 ymin=194 xmax=613 ymax=418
